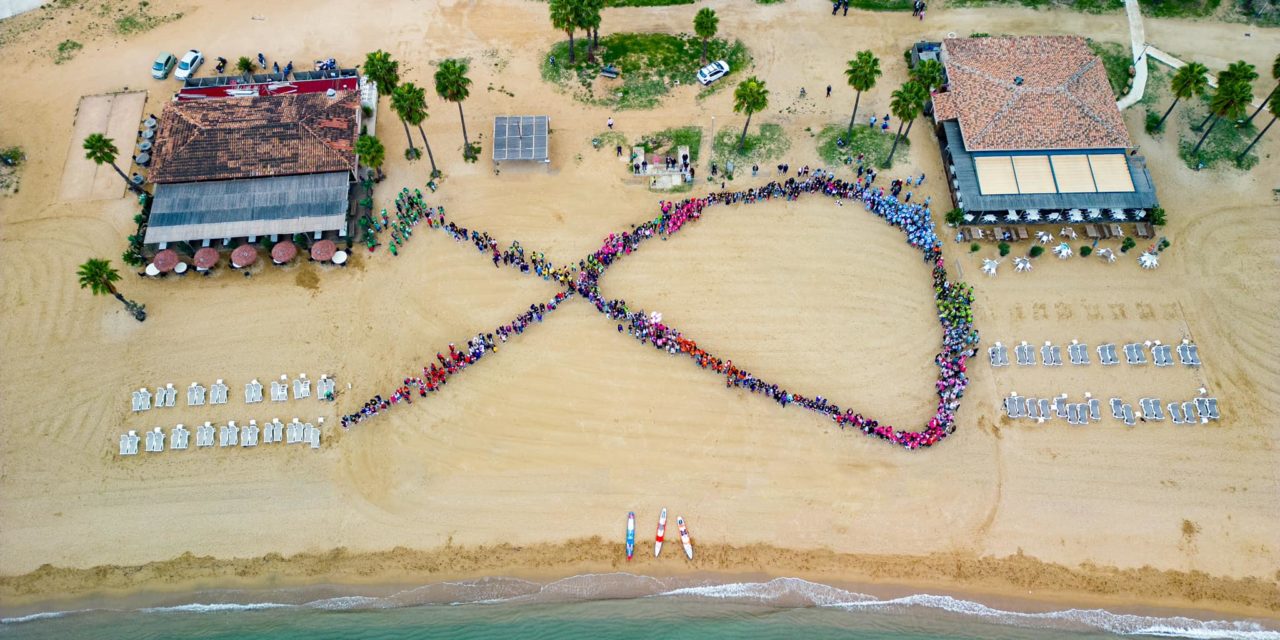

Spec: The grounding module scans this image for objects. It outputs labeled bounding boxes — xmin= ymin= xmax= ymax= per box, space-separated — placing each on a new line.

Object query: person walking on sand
xmin=826 ymin=84 xmax=832 ymax=98
xmin=607 ymin=117 xmax=614 ymax=130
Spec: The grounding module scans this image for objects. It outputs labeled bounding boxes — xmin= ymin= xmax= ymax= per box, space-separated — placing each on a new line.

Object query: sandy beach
xmin=0 ymin=0 xmax=1277 ymax=625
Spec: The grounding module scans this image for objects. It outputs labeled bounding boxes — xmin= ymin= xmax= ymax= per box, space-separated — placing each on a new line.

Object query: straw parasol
xmin=152 ymin=249 xmax=180 ymax=273
xmin=231 ymin=244 xmax=259 ymax=268
xmin=271 ymin=240 xmax=298 ymax=265
xmin=311 ymin=239 xmax=337 ymax=262
xmin=193 ymin=247 xmax=219 ymax=270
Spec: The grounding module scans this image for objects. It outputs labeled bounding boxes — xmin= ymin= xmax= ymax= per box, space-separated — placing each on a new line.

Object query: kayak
xmin=626 ymin=512 xmax=636 ymax=560
xmin=677 ymin=516 xmax=693 ymax=560
xmin=654 ymin=508 xmax=667 ymax=558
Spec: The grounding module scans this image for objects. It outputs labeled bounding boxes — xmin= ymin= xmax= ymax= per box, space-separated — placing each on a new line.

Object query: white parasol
xmin=650 ymin=311 xmax=663 ymax=324
xmin=963 ymin=214 xmax=975 ymax=223
xmin=1025 ymin=210 xmax=1042 ymax=222
xmin=1097 ymin=248 xmax=1116 ymax=263
xmin=1087 ymin=208 xmax=1103 ymax=220
xmin=1054 ymin=243 xmax=1073 ymax=259
xmin=981 ymin=214 xmax=997 ymax=223
xmin=1110 ymin=208 xmax=1127 ymax=221
xmin=1014 ymin=256 xmax=1032 ymax=272
xmin=982 ymin=258 xmax=1000 ymax=276
xmin=1006 ymin=210 xmax=1020 ymax=222
xmin=1068 ymin=210 xmax=1084 ymax=222
xmin=1047 ymin=211 xmax=1062 ymax=222
xmin=1139 ymin=251 xmax=1159 ymax=269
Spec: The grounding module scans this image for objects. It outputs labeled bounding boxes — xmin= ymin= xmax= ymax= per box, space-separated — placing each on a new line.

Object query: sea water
xmin=3 ymin=575 xmax=1277 ymax=639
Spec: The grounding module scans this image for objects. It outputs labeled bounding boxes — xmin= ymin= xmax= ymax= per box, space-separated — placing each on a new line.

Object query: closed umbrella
xmin=310 ymin=239 xmax=336 ymax=262
xmin=152 ymin=249 xmax=180 ymax=273
xmin=193 ymin=247 xmax=219 ymax=270
xmin=231 ymin=244 xmax=259 ymax=268
xmin=271 ymin=240 xmax=297 ymax=264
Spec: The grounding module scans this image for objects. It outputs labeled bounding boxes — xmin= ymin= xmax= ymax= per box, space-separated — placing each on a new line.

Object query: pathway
xmin=1116 ymin=0 xmax=1149 ymax=110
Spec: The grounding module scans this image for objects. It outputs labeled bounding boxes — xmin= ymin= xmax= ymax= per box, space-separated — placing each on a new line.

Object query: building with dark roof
xmin=143 ymin=91 xmax=360 ymax=248
xmin=931 ymin=36 xmax=1158 ymax=225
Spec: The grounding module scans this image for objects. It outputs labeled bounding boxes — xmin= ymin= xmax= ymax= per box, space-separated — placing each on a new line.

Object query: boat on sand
xmin=655 ymin=508 xmax=667 ymax=557
xmin=677 ymin=516 xmax=693 ymax=560
xmin=626 ymin=511 xmax=636 ymax=560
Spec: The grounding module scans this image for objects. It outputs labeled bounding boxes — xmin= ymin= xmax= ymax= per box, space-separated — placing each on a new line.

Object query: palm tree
xmin=77 ymin=258 xmax=145 ymax=321
xmin=83 ymin=133 xmax=142 ymax=194
xmin=550 ymin=0 xmax=579 ymax=64
xmin=395 ymin=82 xmax=437 ymax=174
xmin=910 ymin=59 xmax=944 ymax=92
xmin=693 ymin=8 xmax=719 ymax=64
xmin=1245 ymin=53 xmax=1280 ymax=124
xmin=587 ymin=0 xmax=604 ymax=48
xmin=355 ymin=134 xmax=385 ymax=182
xmin=1191 ymin=80 xmax=1252 ymax=156
xmin=363 ymin=50 xmax=400 ymax=97
xmin=844 ymin=50 xmax=882 ymax=136
xmin=390 ymin=83 xmax=422 ymax=160
xmin=1238 ymin=93 xmax=1280 ymax=161
xmin=732 ymin=76 xmax=769 ymax=151
xmin=885 ymin=81 xmax=926 ymax=165
xmin=435 ymin=59 xmax=473 ymax=150
xmin=578 ymin=1 xmax=602 ymax=63
xmin=1157 ymin=62 xmax=1209 ymax=129
xmin=235 ymin=56 xmax=255 ymax=78
xmin=1198 ymin=62 xmax=1257 ymax=130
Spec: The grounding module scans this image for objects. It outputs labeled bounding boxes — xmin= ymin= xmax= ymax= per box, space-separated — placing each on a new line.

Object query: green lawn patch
xmin=833 ymin=0 xmax=914 ymax=10
xmin=941 ymin=0 xmax=1122 ymax=12
xmin=1234 ymin=0 xmax=1280 ymax=25
xmin=603 ymin=0 xmax=694 ymax=5
xmin=114 ymin=2 xmax=183 ymax=36
xmin=1177 ymin=94 xmax=1260 ymax=171
xmin=541 ymin=33 xmax=751 ymax=110
xmin=1139 ymin=0 xmax=1220 ymax=17
xmin=594 ymin=130 xmax=628 ymax=151
xmin=711 ymin=124 xmax=790 ymax=175
xmin=815 ymin=123 xmax=909 ymax=170
xmin=54 ymin=39 xmax=82 ymax=64
xmin=1087 ymin=40 xmax=1133 ymax=99
xmin=639 ymin=126 xmax=703 ymax=162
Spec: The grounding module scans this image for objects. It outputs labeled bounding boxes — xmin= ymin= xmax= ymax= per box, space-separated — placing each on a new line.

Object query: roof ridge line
xmin=293 ymin=97 xmax=357 ymax=174
xmin=1063 ymin=59 xmax=1123 ymax=138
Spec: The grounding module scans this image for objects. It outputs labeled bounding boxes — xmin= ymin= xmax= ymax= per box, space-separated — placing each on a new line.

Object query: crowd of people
xmin=341 ymin=169 xmax=979 ymax=450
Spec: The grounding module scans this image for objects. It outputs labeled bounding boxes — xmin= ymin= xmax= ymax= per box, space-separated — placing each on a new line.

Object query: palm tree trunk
xmin=738 ymin=112 xmax=753 ymax=150
xmin=457 ymin=102 xmax=470 ymax=147
xmin=1237 ymin=114 xmax=1275 ymax=160
xmin=593 ymin=27 xmax=599 ymax=48
xmin=1245 ymin=83 xmax=1276 ymax=124
xmin=847 ymin=91 xmax=862 ymax=136
xmin=418 ymin=125 xmax=438 ymax=176
xmin=701 ymin=38 xmax=708 ymax=64
xmin=904 ymin=117 xmax=916 ymax=138
xmin=1191 ymin=116 xmax=1219 ymax=155
xmin=567 ymin=30 xmax=576 ymax=64
xmin=886 ymin=119 xmax=906 ymax=164
xmin=1157 ymin=96 xmax=1181 ymax=128
xmin=400 ymin=118 xmax=417 ymax=155
xmin=110 ymin=161 xmax=143 ymax=194
xmin=1196 ymin=109 xmax=1215 ymax=131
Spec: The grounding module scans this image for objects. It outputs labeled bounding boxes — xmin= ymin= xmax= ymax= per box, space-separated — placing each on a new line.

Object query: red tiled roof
xmin=936 ymin=36 xmax=1131 ymax=152
xmin=149 ymin=91 xmax=359 ymax=184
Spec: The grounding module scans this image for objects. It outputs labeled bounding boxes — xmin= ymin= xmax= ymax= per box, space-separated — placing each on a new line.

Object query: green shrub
xmin=1149 ymin=206 xmax=1167 ymax=226
xmin=54 ymin=39 xmax=82 ymax=64
xmin=945 ymin=208 xmax=964 ymax=226
xmin=1029 ymin=245 xmax=1045 ymax=258
xmin=1080 ymin=245 xmax=1093 ymax=257
xmin=1144 ymin=111 xmax=1163 ymax=134
xmin=1121 ymin=237 xmax=1136 ymax=253
xmin=998 ymin=242 xmax=1010 ymax=257
xmin=969 ymin=242 xmax=981 ymax=253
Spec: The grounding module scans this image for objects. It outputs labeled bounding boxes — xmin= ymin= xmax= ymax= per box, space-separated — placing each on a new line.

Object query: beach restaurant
xmin=142 ymin=91 xmax=361 ymax=255
xmin=931 ymin=36 xmax=1159 ymax=225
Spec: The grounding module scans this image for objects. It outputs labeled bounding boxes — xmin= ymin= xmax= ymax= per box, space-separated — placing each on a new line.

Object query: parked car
xmin=151 ymin=52 xmax=177 ymax=80
xmin=696 ymin=60 xmax=729 ymax=86
xmin=174 ymin=49 xmax=204 ymax=81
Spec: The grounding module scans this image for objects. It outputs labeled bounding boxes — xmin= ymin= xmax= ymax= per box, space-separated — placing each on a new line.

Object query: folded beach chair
xmin=1122 ymin=403 xmax=1136 ymax=426
xmin=1168 ymin=402 xmax=1186 ymax=425
xmin=1026 ymin=398 xmax=1041 ymax=421
xmin=196 ymin=422 xmax=215 ymax=447
xmin=188 ymin=383 xmax=206 ymax=406
xmin=286 ymin=419 xmax=303 ymax=444
xmin=241 ymin=421 xmax=259 ymax=447
xmin=172 ymin=424 xmax=189 ymax=450
xmin=163 ymin=384 xmax=177 ymax=407
xmin=317 ymin=375 xmax=336 ymax=400
xmin=1110 ymin=397 xmax=1124 ymax=420
xmin=1087 ymin=398 xmax=1101 ymax=422
xmin=294 ymin=374 xmax=311 ymax=399
xmin=1038 ymin=398 xmax=1052 ymax=420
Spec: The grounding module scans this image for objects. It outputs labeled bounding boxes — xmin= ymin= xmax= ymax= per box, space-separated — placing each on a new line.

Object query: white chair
xmin=172 ymin=424 xmax=190 ymax=450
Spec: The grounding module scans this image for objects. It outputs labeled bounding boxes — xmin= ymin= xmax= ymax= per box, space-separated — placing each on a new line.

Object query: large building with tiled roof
xmin=143 ymin=91 xmax=361 ymax=249
xmin=931 ymin=36 xmax=1158 ymax=226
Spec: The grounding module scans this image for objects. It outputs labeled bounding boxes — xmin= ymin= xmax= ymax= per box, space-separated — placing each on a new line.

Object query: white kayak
xmin=677 ymin=516 xmax=693 ymax=560
xmin=654 ymin=508 xmax=667 ymax=558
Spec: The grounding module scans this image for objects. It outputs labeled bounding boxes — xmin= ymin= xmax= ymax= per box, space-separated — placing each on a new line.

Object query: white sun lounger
xmin=1066 ymin=403 xmax=1080 ymax=425
xmin=196 ymin=422 xmax=215 ymax=447
xmin=1051 ymin=395 xmax=1067 ymax=419
xmin=286 ymin=419 xmax=303 ymax=444
xmin=187 ymin=383 xmax=206 ymax=406
xmin=171 ymin=424 xmax=190 ymax=450
xmin=1110 ymin=397 xmax=1124 ymax=420
xmin=241 ymin=421 xmax=259 ymax=447
xmin=1181 ymin=401 xmax=1196 ymax=424
xmin=1177 ymin=342 xmax=1202 ymax=366
xmin=1038 ymin=398 xmax=1052 ymax=420
xmin=1025 ymin=398 xmax=1042 ymax=420
xmin=1068 ymin=343 xmax=1090 ymax=365
xmin=1050 ymin=345 xmax=1063 ymax=366
xmin=1169 ymin=402 xmax=1186 ymax=424
xmin=317 ymin=375 xmax=336 ymax=401
xmin=304 ymin=421 xmax=321 ymax=449
xmin=1122 ymin=403 xmax=1136 ymax=426
xmin=119 ymin=431 xmax=140 ymax=455
xmin=1087 ymin=398 xmax=1101 ymax=422
xmin=1151 ymin=344 xmax=1173 ymax=367
xmin=1015 ymin=343 xmax=1036 ymax=366
xmin=271 ymin=380 xmax=289 ymax=402
xmin=1097 ymin=344 xmax=1118 ymax=366
xmin=219 ymin=422 xmax=239 ymax=447
xmin=210 ymin=380 xmax=229 ymax=405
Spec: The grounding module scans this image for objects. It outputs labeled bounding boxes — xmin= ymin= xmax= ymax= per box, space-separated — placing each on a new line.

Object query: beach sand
xmin=1 ymin=0 xmax=1277 ymax=621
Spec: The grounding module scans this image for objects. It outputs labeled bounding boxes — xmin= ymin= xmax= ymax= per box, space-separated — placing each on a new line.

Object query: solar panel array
xmin=492 ymin=115 xmax=549 ymax=162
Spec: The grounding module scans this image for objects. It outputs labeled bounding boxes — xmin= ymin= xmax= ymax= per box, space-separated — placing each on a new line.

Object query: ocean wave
xmin=1 ymin=609 xmax=95 ymax=625
xmin=139 ymin=602 xmax=296 ymax=614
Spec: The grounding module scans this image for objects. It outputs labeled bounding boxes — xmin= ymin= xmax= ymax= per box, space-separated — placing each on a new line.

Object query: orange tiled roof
xmin=149 ymin=92 xmax=359 ymax=184
xmin=936 ymin=36 xmax=1131 ymax=152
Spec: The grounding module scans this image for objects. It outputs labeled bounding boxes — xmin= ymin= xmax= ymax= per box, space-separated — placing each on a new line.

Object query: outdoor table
xmin=139 ymin=140 xmax=153 ymax=152
xmin=310 ymin=239 xmax=336 ymax=262
xmin=332 ymin=250 xmax=348 ymax=265
xmin=141 ymin=129 xmax=154 ymax=140
xmin=135 ymin=152 xmax=151 ymax=166
xmin=144 ymin=263 xmax=160 ymax=277
xmin=174 ymin=262 xmax=188 ymax=275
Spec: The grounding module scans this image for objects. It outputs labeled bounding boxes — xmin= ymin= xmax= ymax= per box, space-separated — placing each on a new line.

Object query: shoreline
xmin=3 ymin=539 xmax=1277 ymax=624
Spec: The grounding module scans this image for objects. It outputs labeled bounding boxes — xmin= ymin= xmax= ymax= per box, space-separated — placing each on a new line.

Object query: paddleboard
xmin=677 ymin=516 xmax=693 ymax=560
xmin=654 ymin=508 xmax=667 ymax=558
xmin=626 ymin=511 xmax=636 ymax=560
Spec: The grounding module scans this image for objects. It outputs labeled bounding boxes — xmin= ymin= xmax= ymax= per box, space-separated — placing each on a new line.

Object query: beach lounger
xmin=210 ymin=381 xmax=229 ymax=405
xmin=1066 ymin=403 xmax=1080 ymax=425
xmin=1015 ymin=343 xmax=1036 ymax=366
xmin=271 ymin=380 xmax=288 ymax=402
xmin=1049 ymin=345 xmax=1063 ymax=366
xmin=317 ymin=376 xmax=336 ymax=401
xmin=119 ymin=432 xmax=138 ymax=456
xmin=1040 ymin=344 xmax=1054 ymax=366
xmin=1182 ymin=401 xmax=1196 ymax=424
xmin=195 ymin=423 xmax=214 ymax=447
xmin=1177 ymin=342 xmax=1201 ymax=366
xmin=1122 ymin=403 xmax=1136 ymax=426
xmin=187 ymin=383 xmax=206 ymax=406
xmin=1151 ymin=344 xmax=1173 ymax=367
xmin=305 ymin=421 xmax=321 ymax=449
xmin=1088 ymin=398 xmax=1101 ymax=422
xmin=171 ymin=424 xmax=189 ymax=450
xmin=1053 ymin=395 xmax=1068 ymax=419
xmin=1013 ymin=395 xmax=1028 ymax=418
xmin=293 ymin=375 xmax=311 ymax=399
xmin=286 ymin=419 xmax=303 ymax=444
xmin=1205 ymin=398 xmax=1219 ymax=420
xmin=163 ymin=384 xmax=176 ymax=407
xmin=219 ymin=422 xmax=239 ymax=447
xmin=1110 ymin=397 xmax=1124 ymax=419
xmin=1078 ymin=403 xmax=1093 ymax=424
xmin=1038 ymin=398 xmax=1052 ymax=420
xmin=1026 ymin=398 xmax=1042 ymax=421
xmin=1168 ymin=402 xmax=1185 ymax=425
xmin=241 ymin=421 xmax=259 ymax=447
